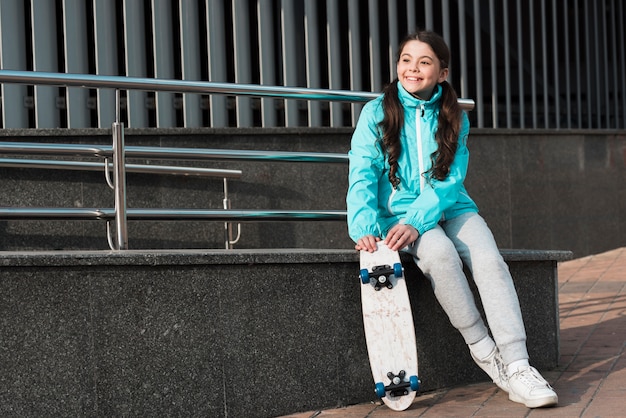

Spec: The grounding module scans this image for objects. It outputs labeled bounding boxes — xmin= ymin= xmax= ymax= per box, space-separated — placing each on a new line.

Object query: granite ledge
xmin=498 ymin=249 xmax=573 ymax=262
xmin=0 ymin=248 xmax=573 ymax=268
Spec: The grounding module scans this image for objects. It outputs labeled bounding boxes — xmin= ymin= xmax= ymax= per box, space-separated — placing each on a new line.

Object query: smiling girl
xmin=346 ymin=30 xmax=558 ymax=409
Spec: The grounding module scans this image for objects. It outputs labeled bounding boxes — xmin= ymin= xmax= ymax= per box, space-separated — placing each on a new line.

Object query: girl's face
xmin=397 ymin=39 xmax=448 ymax=100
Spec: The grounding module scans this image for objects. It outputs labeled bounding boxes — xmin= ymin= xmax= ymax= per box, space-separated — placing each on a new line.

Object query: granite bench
xmin=0 ymin=248 xmax=571 ymax=417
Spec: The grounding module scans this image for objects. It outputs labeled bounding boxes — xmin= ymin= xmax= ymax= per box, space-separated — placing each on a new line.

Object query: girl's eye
xmin=420 ymin=61 xmax=431 ymax=65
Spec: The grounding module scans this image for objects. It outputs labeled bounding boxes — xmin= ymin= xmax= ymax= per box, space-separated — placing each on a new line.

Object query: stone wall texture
xmin=0 ymin=127 xmax=624 ymax=257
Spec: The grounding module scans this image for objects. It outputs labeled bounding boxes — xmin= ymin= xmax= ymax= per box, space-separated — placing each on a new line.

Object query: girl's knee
xmin=417 ymin=238 xmax=462 ymax=272
xmin=471 ymin=250 xmax=509 ymax=275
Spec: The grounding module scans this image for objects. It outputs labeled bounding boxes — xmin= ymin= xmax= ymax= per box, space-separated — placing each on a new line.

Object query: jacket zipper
xmin=417 ymin=104 xmax=426 ymax=191
xmin=388 ymin=104 xmax=426 ymax=216
xmin=386 ymin=188 xmax=397 ymax=214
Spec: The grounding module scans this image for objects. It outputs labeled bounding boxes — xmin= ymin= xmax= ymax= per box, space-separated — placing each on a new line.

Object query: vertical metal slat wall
xmin=0 ymin=0 xmax=625 ymax=130
xmin=31 ymin=0 xmax=59 ymax=128
xmin=124 ymin=0 xmax=150 ymax=128
xmin=93 ymin=0 xmax=117 ymax=128
xmin=63 ymin=0 xmax=90 ymax=128
xmin=0 ymin=0 xmax=29 ymax=128
xmin=180 ymin=0 xmax=202 ymax=127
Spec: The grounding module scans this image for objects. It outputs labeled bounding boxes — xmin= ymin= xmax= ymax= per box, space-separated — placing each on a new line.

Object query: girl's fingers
xmin=355 ymin=235 xmax=380 ymax=252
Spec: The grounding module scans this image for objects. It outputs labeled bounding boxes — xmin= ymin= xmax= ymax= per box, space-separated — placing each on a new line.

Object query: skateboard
xmin=359 ymin=242 xmax=419 ymax=411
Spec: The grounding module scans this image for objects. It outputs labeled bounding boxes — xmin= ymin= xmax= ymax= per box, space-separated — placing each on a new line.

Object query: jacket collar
xmin=397 ymin=80 xmax=442 ymax=110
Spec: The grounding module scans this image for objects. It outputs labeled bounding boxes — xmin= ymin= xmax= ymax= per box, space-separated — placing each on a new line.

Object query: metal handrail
xmin=0 ymin=142 xmax=111 ymax=157
xmin=0 ymin=70 xmax=476 ymax=110
xmin=0 ymin=208 xmax=346 ymax=221
xmin=0 ymin=142 xmax=348 ymax=163
xmin=0 ymin=158 xmax=243 ymax=179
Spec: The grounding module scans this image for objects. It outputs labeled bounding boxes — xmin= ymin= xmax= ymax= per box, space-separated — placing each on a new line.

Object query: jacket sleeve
xmin=403 ymin=114 xmax=471 ymax=234
xmin=346 ymin=101 xmax=385 ymax=242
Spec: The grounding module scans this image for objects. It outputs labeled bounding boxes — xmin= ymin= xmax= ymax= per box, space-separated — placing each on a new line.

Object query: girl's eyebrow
xmin=400 ymin=53 xmax=434 ymax=61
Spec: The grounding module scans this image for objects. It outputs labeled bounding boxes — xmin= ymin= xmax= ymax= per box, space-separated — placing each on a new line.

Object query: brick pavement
xmin=281 ymin=247 xmax=626 ymax=418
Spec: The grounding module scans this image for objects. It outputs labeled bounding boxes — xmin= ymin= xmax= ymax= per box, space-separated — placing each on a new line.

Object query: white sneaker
xmin=508 ymin=366 xmax=558 ymax=408
xmin=471 ymin=347 xmax=509 ymax=392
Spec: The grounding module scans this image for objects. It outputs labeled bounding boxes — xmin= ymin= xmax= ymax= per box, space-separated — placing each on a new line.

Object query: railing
xmin=0 ymin=155 xmax=244 ymax=250
xmin=0 ymin=70 xmax=474 ymax=250
xmin=0 ymin=158 xmax=243 ymax=179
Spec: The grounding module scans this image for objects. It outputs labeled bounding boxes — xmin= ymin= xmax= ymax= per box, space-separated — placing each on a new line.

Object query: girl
xmin=346 ymin=30 xmax=558 ymax=408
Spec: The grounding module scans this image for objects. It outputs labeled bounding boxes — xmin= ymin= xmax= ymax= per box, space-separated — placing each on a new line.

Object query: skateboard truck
xmin=375 ymin=370 xmax=420 ymax=398
xmin=359 ymin=263 xmax=404 ymax=291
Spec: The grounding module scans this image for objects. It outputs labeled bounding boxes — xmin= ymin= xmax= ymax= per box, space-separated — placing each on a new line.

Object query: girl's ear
xmin=438 ymin=68 xmax=449 ymax=83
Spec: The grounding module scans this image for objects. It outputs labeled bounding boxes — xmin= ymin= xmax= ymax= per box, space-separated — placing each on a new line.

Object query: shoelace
xmin=491 ymin=355 xmax=508 ymax=384
xmin=515 ymin=367 xmax=550 ymax=388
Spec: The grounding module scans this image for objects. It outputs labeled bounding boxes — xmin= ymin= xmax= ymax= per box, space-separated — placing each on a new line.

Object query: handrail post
xmin=112 ymin=89 xmax=129 ymax=249
xmin=223 ymin=178 xmax=232 ymax=249
xmin=222 ymin=178 xmax=241 ymax=249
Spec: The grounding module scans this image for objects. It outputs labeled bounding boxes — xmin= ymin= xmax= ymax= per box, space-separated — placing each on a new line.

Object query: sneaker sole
xmin=496 ymin=383 xmax=510 ymax=393
xmin=509 ymin=392 xmax=558 ymax=408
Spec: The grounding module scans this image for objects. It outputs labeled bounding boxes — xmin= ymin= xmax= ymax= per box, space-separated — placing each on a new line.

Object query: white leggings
xmin=402 ymin=212 xmax=529 ymax=365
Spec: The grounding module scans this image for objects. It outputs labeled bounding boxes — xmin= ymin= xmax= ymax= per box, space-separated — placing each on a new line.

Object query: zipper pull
xmin=420 ymin=104 xmax=425 ymax=117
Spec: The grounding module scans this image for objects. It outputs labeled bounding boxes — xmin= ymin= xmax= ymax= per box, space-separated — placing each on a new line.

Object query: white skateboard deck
xmin=360 ymin=242 xmax=418 ymax=411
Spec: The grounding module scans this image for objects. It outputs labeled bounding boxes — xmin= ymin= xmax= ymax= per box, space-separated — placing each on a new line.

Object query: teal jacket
xmin=346 ymin=82 xmax=478 ymax=242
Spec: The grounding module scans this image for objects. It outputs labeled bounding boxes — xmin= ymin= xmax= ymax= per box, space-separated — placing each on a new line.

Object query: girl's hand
xmin=355 ymin=235 xmax=381 ymax=252
xmin=384 ymin=224 xmax=419 ymax=251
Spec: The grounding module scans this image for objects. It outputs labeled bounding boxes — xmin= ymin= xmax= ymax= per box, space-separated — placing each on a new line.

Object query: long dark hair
xmin=379 ymin=30 xmax=463 ymax=189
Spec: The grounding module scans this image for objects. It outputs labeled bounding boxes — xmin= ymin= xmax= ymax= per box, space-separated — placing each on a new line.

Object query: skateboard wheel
xmin=359 ymin=268 xmax=370 ymax=284
xmin=374 ymin=382 xmax=386 ymax=398
xmin=409 ymin=375 xmax=420 ymax=391
xmin=393 ymin=263 xmax=403 ymax=278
